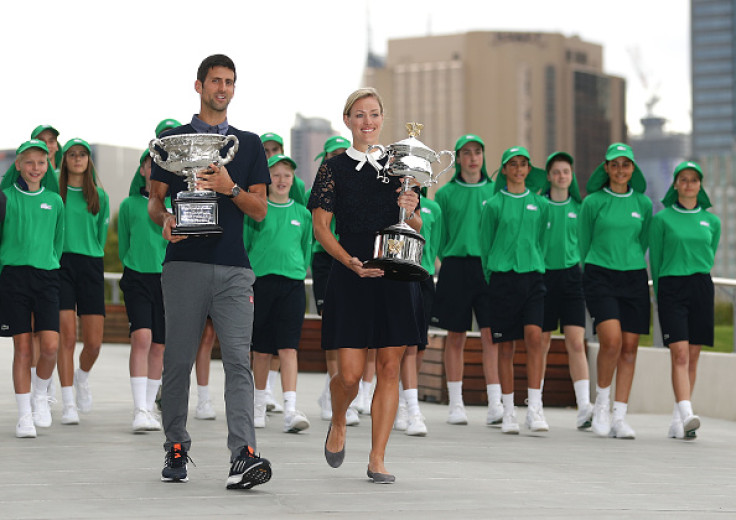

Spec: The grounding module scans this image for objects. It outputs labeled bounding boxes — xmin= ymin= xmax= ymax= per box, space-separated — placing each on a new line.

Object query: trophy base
xmin=363 ymin=258 xmax=429 ymax=281
xmin=171 ymin=224 xmax=223 ymax=236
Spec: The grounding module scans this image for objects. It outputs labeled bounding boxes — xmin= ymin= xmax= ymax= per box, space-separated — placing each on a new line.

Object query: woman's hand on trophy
xmin=162 ymin=213 xmax=188 ymax=243
xmin=348 ymin=257 xmax=384 ymax=278
xmin=396 ymin=187 xmax=419 ymax=215
xmin=196 ymin=163 xmax=233 ymax=194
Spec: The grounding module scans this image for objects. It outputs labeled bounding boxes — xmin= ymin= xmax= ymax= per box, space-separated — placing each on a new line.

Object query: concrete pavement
xmin=0 ymin=338 xmax=735 ymax=519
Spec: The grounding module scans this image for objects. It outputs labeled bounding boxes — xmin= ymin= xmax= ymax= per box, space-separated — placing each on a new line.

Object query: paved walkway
xmin=0 ymin=338 xmax=734 ymax=519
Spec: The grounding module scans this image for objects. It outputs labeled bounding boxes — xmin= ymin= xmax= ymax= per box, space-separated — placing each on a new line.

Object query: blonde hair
xmin=343 ymin=87 xmax=384 ymax=117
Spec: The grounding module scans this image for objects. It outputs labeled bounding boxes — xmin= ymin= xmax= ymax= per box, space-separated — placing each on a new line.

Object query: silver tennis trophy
xmin=364 ymin=122 xmax=455 ymax=281
xmin=149 ymin=133 xmax=239 ymax=235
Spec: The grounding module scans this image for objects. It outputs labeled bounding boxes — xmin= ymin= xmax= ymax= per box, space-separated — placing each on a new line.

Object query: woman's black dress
xmin=307 ymin=150 xmax=427 ymax=350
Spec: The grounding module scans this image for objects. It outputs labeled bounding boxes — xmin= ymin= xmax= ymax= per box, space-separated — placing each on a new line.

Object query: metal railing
xmin=104 ymin=273 xmax=736 ymax=352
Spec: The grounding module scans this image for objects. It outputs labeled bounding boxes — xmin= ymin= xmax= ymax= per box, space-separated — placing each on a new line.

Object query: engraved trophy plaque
xmin=149 ymin=133 xmax=239 ymax=235
xmin=363 ymin=123 xmax=455 ymax=281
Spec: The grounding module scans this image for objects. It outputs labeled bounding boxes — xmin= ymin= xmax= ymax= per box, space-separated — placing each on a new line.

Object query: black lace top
xmin=308 ymin=152 xmax=418 ymax=236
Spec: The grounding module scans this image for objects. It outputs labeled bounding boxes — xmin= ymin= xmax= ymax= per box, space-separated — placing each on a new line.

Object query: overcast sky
xmin=1 ymin=0 xmax=690 ymax=153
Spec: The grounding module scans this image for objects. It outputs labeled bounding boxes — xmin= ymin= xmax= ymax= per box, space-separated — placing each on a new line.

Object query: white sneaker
xmin=61 ymin=404 xmax=80 ymax=425
xmin=318 ymin=393 xmax=332 ymax=421
xmin=346 ymin=406 xmax=360 ymax=426
xmin=283 ymin=410 xmax=310 ymax=433
xmin=486 ymin=402 xmax=504 ymax=426
xmin=254 ymin=402 xmax=267 ymax=428
xmin=447 ymin=404 xmax=468 ymax=425
xmin=591 ymin=403 xmax=611 ymax=437
xmin=394 ymin=403 xmax=409 ymax=431
xmin=576 ymin=403 xmax=594 ymax=430
xmin=406 ymin=413 xmax=428 ymax=436
xmin=501 ymin=410 xmax=520 ymax=434
xmin=609 ymin=418 xmax=636 ymax=439
xmin=146 ymin=410 xmax=162 ymax=431
xmin=265 ymin=390 xmax=283 ymax=413
xmin=668 ymin=420 xmax=685 ymax=439
xmin=133 ymin=409 xmax=150 ymax=432
xmin=194 ymin=400 xmax=216 ymax=420
xmin=16 ymin=414 xmax=37 ymax=438
xmin=682 ymin=414 xmax=701 ymax=437
xmin=74 ymin=369 xmax=92 ymax=413
xmin=526 ymin=406 xmax=549 ymax=432
xmin=31 ymin=394 xmax=52 ymax=428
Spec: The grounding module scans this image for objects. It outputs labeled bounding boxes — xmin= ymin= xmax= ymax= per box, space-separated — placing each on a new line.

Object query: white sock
xmin=146 ymin=379 xmax=161 ymax=411
xmin=360 ymin=380 xmax=372 ymax=401
xmin=30 ymin=367 xmax=37 ymax=380
xmin=672 ymin=402 xmax=681 ymax=421
xmin=31 ymin=373 xmax=51 ymax=397
xmin=595 ymin=385 xmax=611 ymax=407
xmin=283 ymin=391 xmax=296 ymax=413
xmin=486 ymin=383 xmax=501 ymax=406
xmin=612 ymin=401 xmax=628 ymax=420
xmin=16 ymin=393 xmax=32 ymax=418
xmin=197 ymin=385 xmax=210 ymax=405
xmin=540 ymin=379 xmax=545 ymax=392
xmin=502 ymin=393 xmax=515 ymax=414
xmin=573 ymin=379 xmax=591 ymax=407
xmin=254 ymin=389 xmax=267 ymax=408
xmin=678 ymin=400 xmax=694 ymax=420
xmin=267 ymin=370 xmax=279 ymax=394
xmin=322 ymin=373 xmax=331 ymax=398
xmin=61 ymin=386 xmax=75 ymax=407
xmin=398 ymin=382 xmax=407 ymax=407
xmin=76 ymin=368 xmax=90 ymax=384
xmin=130 ymin=377 xmax=147 ymax=411
xmin=447 ymin=381 xmax=463 ymax=408
xmin=527 ymin=388 xmax=542 ymax=409
xmin=404 ymin=388 xmax=420 ymax=417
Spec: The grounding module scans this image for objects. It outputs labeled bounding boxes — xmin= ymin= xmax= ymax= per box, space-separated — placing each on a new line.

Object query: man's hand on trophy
xmin=196 ymin=163 xmax=234 ymax=194
xmin=162 ymin=213 xmax=188 ymax=243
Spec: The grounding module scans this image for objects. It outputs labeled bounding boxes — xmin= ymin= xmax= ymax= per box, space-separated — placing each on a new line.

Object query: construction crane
xmin=627 ymin=46 xmax=661 ymax=116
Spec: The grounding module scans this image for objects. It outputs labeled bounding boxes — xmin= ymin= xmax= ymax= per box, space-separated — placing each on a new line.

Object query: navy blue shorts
xmin=583 ymin=264 xmax=650 ymax=334
xmin=59 ymin=253 xmax=106 ymax=316
xmin=657 ymin=274 xmax=714 ymax=347
xmin=431 ymin=257 xmax=492 ymax=332
xmin=488 ymin=271 xmax=546 ymax=342
xmin=418 ymin=275 xmax=435 ymax=351
xmin=311 ymin=251 xmax=332 ymax=316
xmin=119 ymin=268 xmax=165 ymax=344
xmin=252 ymin=275 xmax=306 ymax=354
xmin=542 ymin=265 xmax=586 ymax=331
xmin=0 ymin=266 xmax=60 ymax=336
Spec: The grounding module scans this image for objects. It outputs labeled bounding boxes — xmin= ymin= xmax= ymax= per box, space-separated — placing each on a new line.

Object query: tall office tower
xmin=363 ymin=31 xmax=626 ymax=193
xmin=692 ymin=0 xmax=736 ymax=156
xmin=290 ymin=114 xmax=336 ymax=190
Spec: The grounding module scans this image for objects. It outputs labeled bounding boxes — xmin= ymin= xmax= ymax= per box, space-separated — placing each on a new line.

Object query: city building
xmin=290 ymin=114 xmax=338 ymax=190
xmin=363 ymin=31 xmax=627 ymax=193
xmin=691 ymin=0 xmax=736 ymax=156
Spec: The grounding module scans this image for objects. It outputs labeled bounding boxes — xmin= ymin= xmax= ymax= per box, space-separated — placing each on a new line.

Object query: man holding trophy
xmin=148 ymin=54 xmax=272 ymax=490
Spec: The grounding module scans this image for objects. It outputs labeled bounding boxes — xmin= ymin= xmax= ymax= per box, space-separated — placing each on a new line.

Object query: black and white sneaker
xmin=226 ymin=446 xmax=272 ymax=490
xmin=161 ymin=443 xmax=192 ymax=482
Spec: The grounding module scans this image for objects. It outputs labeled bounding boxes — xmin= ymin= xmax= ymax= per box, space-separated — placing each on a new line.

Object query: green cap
xmin=62 ymin=137 xmax=92 ymax=155
xmin=260 ymin=132 xmax=283 ymax=145
xmin=540 ymin=151 xmax=581 ymax=203
xmin=586 ymin=142 xmax=647 ymax=194
xmin=30 ymin=125 xmax=59 ymax=139
xmin=16 ymin=139 xmax=50 ymax=155
xmin=661 ymin=160 xmax=711 ymax=209
xmin=128 ymin=150 xmax=151 ymax=196
xmin=268 ymin=153 xmax=297 ymax=170
xmin=155 ymin=118 xmax=181 ymax=137
xmin=314 ymin=135 xmax=351 ymax=161
xmin=452 ymin=133 xmax=489 ymax=181
xmin=493 ymin=145 xmax=547 ymax=194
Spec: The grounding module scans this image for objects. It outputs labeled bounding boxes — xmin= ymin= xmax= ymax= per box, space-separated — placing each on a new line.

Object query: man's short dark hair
xmin=197 ymin=54 xmax=237 ymax=84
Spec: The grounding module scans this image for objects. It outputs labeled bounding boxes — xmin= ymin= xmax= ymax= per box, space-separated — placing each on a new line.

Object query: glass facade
xmin=574 ymin=71 xmax=614 ymax=194
xmin=691 ymin=0 xmax=736 ymax=155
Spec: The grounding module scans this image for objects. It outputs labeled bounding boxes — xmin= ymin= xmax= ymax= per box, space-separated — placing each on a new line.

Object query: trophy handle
xmin=432 ymin=150 xmax=456 ymax=183
xmin=218 ymin=135 xmax=240 ymax=166
xmin=366 ymin=144 xmax=387 ymax=159
xmin=149 ymin=138 xmax=165 ymax=167
xmin=366 ymin=144 xmax=390 ymax=183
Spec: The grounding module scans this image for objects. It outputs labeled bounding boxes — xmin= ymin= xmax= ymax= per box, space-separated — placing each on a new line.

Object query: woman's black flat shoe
xmin=324 ymin=424 xmax=345 ymax=468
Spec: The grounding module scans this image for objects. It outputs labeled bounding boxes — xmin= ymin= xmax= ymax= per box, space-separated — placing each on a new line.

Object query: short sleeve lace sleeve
xmin=307 ymin=163 xmax=335 ymax=213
